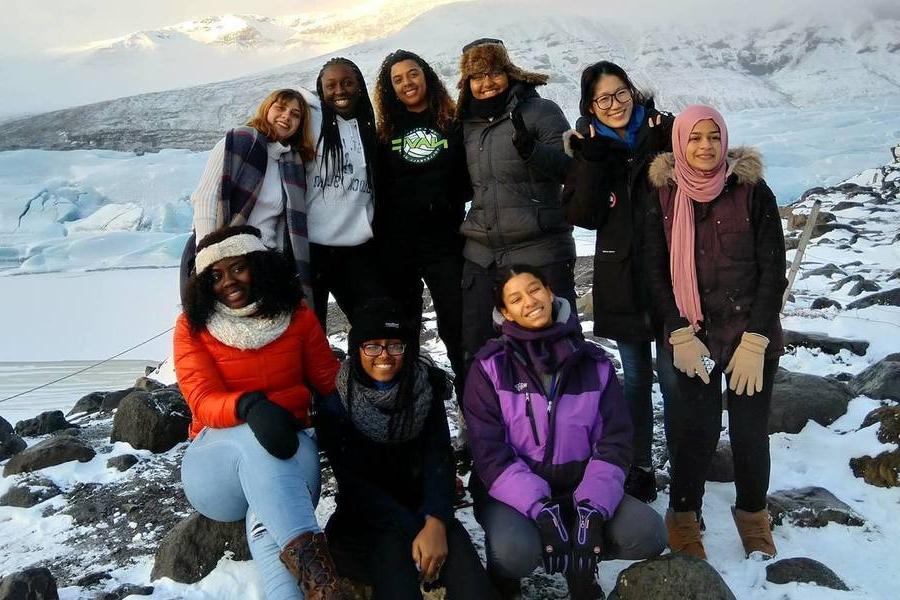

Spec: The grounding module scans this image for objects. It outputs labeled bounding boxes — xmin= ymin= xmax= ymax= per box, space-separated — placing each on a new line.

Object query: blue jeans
xmin=181 ymin=424 xmax=322 ymax=600
xmin=616 ymin=339 xmax=680 ymax=469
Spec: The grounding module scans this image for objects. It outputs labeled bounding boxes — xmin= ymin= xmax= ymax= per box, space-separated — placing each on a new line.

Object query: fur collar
xmin=648 ymin=146 xmax=763 ymax=188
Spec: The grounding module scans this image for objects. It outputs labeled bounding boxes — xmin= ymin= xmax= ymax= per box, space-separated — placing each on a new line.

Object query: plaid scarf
xmin=222 ymin=126 xmax=313 ymax=308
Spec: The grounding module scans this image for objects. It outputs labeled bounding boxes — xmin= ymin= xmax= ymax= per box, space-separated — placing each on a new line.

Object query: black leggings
xmin=309 ymin=241 xmax=387 ymax=330
xmin=668 ymin=358 xmax=779 ymax=513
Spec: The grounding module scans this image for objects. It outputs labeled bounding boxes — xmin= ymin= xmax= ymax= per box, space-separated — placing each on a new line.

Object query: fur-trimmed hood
xmin=455 ymin=41 xmax=548 ymax=111
xmin=648 ymin=146 xmax=763 ymax=188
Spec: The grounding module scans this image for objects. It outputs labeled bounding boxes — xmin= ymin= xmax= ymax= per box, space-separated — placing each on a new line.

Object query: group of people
xmin=173 ymin=37 xmax=787 ymax=600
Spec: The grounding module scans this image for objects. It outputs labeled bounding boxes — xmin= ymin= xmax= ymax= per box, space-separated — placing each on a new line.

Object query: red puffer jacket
xmin=174 ymin=304 xmax=339 ymax=439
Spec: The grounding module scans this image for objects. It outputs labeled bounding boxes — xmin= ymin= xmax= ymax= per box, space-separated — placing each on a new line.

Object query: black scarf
xmin=468 ymin=88 xmax=511 ymax=120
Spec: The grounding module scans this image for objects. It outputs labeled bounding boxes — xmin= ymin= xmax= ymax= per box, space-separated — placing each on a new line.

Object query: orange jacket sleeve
xmin=297 ymin=308 xmax=340 ymax=396
xmin=173 ymin=314 xmax=243 ymax=429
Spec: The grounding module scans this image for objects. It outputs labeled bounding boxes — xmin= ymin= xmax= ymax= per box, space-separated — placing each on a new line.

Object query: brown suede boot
xmin=732 ymin=507 xmax=777 ymax=559
xmin=665 ymin=509 xmax=707 ymax=559
xmin=279 ymin=531 xmax=347 ymax=600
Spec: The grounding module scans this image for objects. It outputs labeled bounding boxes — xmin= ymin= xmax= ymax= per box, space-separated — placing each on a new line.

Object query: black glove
xmin=571 ymin=501 xmax=605 ymax=578
xmin=510 ymin=107 xmax=536 ymax=160
xmin=236 ymin=392 xmax=299 ymax=459
xmin=535 ymin=499 xmax=571 ymax=574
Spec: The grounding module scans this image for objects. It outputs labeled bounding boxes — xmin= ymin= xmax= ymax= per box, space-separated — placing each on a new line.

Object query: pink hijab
xmin=669 ymin=105 xmax=729 ymax=328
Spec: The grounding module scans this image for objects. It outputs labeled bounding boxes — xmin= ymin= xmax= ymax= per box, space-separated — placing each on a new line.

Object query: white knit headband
xmin=195 ymin=233 xmax=267 ymax=274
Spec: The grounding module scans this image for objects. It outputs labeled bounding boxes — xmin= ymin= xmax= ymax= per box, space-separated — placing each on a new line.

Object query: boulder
xmin=110 ymin=389 xmax=190 ymax=453
xmin=0 ymin=479 xmax=61 ymax=508
xmin=99 ymin=388 xmax=136 ymax=413
xmin=768 ymin=369 xmax=854 ymax=434
xmin=852 ymin=354 xmax=900 ymax=401
xmin=767 ymin=487 xmax=865 ymax=528
xmin=74 ymin=572 xmax=111 ymax=587
xmin=889 ymin=268 xmax=900 ymax=282
xmin=849 ymin=448 xmax=900 ymax=488
xmin=15 ymin=411 xmax=76 ymax=437
xmin=800 ymin=263 xmax=844 ymax=280
xmin=810 ymin=297 xmax=842 ymax=310
xmin=608 ymin=554 xmax=736 ymax=600
xmin=848 ymin=280 xmax=881 ymax=297
xmin=846 ymin=288 xmax=900 ymax=310
xmin=831 ymin=201 xmax=862 ymax=211
xmin=107 ymin=454 xmax=139 ymax=472
xmin=0 ymin=416 xmax=27 ymax=460
xmin=3 ymin=436 xmax=96 ymax=476
xmin=787 ymin=210 xmax=836 ymax=231
xmin=134 ymin=377 xmax=166 ymax=392
xmin=97 ymin=584 xmax=154 ymax=600
xmin=706 ymin=439 xmax=734 ymax=482
xmin=765 ymin=557 xmax=849 ymax=590
xmin=151 ymin=513 xmax=251 ymax=584
xmin=782 ymin=330 xmax=868 ymax=356
xmin=860 ymin=405 xmax=900 ymax=444
xmin=67 ymin=391 xmax=106 ymax=416
xmin=0 ymin=567 xmax=59 ymax=599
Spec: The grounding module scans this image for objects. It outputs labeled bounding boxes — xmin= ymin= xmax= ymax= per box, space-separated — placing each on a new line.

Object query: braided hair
xmin=315 ymin=57 xmax=376 ymax=177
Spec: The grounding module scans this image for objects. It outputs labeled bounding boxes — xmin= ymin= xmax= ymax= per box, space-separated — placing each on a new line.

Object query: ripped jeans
xmin=181 ymin=424 xmax=321 ymax=600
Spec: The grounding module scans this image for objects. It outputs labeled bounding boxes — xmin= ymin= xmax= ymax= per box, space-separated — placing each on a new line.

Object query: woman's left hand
xmin=412 ymin=516 xmax=448 ymax=582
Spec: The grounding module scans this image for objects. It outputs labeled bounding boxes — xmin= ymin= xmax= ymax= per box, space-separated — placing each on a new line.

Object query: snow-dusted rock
xmin=706 ymin=439 xmax=734 ymax=483
xmin=134 ymin=377 xmax=168 ymax=392
xmin=810 ymin=297 xmax=842 ymax=310
xmin=849 ymin=448 xmax=900 ymax=488
xmin=799 ymin=263 xmax=844 ymax=280
xmin=860 ymin=405 xmax=900 ymax=445
xmin=768 ymin=369 xmax=853 ymax=434
xmin=14 ymin=410 xmax=77 ymax=437
xmin=2 ymin=436 xmax=96 ymax=477
xmin=151 ymin=513 xmax=251 ymax=584
xmin=846 ymin=288 xmax=900 ymax=310
xmin=67 ymin=391 xmax=106 ymax=416
xmin=765 ymin=557 xmax=849 ymax=591
xmin=852 ymin=354 xmax=900 ymax=401
xmin=0 ymin=567 xmax=58 ymax=599
xmin=106 ymin=454 xmax=139 ymax=472
xmin=0 ymin=478 xmax=61 ymax=508
xmin=110 ymin=389 xmax=190 ymax=453
xmin=609 ymin=554 xmax=736 ymax=600
xmin=0 ymin=416 xmax=26 ymax=460
xmin=97 ymin=583 xmax=154 ymax=600
xmin=767 ymin=487 xmax=864 ymax=528
xmin=100 ymin=388 xmax=138 ymax=414
xmin=782 ymin=330 xmax=868 ymax=356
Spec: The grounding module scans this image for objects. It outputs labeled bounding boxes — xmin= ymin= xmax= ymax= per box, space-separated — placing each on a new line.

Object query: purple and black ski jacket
xmin=463 ymin=299 xmax=632 ymax=521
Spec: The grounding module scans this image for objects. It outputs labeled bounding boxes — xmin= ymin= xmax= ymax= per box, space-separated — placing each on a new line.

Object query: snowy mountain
xmin=1 ymin=0 xmax=897 ymax=153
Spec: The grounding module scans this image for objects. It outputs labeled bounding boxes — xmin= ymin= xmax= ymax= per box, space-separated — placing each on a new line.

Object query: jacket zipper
xmin=525 ymin=392 xmax=540 ymax=446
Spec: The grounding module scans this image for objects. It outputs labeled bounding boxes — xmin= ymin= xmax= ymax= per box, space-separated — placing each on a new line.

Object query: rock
xmin=0 ymin=567 xmax=59 ymax=599
xmin=846 ymin=288 xmax=900 ymax=310
xmin=788 ymin=210 xmax=836 ymax=231
xmin=860 ymin=405 xmax=900 ymax=444
xmin=706 ymin=439 xmax=734 ymax=482
xmin=15 ymin=411 xmax=77 ymax=437
xmin=3 ymin=436 xmax=96 ymax=476
xmin=849 ymin=448 xmax=900 ymax=488
xmin=67 ymin=391 xmax=106 ymax=416
xmin=810 ymin=297 xmax=842 ymax=310
xmin=765 ymin=557 xmax=849 ymax=590
xmin=832 ymin=201 xmax=862 ymax=211
xmin=852 ymin=353 xmax=900 ymax=401
xmin=782 ymin=330 xmax=868 ymax=356
xmin=848 ymin=280 xmax=881 ymax=297
xmin=800 ymin=263 xmax=844 ymax=280
xmin=97 ymin=584 xmax=154 ymax=600
xmin=826 ymin=372 xmax=855 ymax=383
xmin=107 ymin=454 xmax=139 ymax=472
xmin=767 ymin=487 xmax=865 ymax=527
xmin=74 ymin=572 xmax=111 ymax=587
xmin=51 ymin=428 xmax=81 ymax=438
xmin=609 ymin=554 xmax=736 ymax=600
xmin=889 ymin=268 xmax=900 ymax=282
xmin=768 ymin=369 xmax=854 ymax=434
xmin=110 ymin=389 xmax=190 ymax=453
xmin=784 ymin=235 xmax=800 ymax=251
xmin=0 ymin=416 xmax=27 ymax=460
xmin=151 ymin=513 xmax=251 ymax=584
xmin=134 ymin=377 xmax=166 ymax=392
xmin=0 ymin=480 xmax=61 ymax=508
xmin=99 ymin=388 xmax=135 ymax=413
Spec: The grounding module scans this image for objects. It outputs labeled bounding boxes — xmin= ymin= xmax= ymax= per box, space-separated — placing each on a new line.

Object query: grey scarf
xmin=335 ymin=359 xmax=434 ymax=443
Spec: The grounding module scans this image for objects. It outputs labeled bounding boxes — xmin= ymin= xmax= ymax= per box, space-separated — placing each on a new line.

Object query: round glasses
xmin=592 ymin=87 xmax=632 ymax=111
xmin=361 ymin=342 xmax=407 ymax=357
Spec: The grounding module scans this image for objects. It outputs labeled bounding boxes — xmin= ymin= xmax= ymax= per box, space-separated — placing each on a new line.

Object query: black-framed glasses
xmin=592 ymin=87 xmax=632 ymax=110
xmin=470 ymin=70 xmax=506 ymax=83
xmin=361 ymin=342 xmax=407 ymax=357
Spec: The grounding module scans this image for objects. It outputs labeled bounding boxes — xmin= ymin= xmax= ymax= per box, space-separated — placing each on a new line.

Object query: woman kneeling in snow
xmin=315 ymin=298 xmax=498 ymax=600
xmin=464 ymin=265 xmax=667 ymax=600
xmin=175 ymin=225 xmax=345 ymax=600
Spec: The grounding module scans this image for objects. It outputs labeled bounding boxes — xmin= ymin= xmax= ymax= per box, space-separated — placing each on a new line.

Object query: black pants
xmin=325 ymin=511 xmax=498 ymax=600
xmin=669 ymin=357 xmax=779 ymax=513
xmin=384 ymin=251 xmax=466 ymax=401
xmin=310 ymin=241 xmax=387 ymax=331
xmin=461 ymin=259 xmax=576 ymax=374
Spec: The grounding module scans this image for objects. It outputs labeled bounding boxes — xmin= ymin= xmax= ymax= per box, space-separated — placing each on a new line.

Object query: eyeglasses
xmin=470 ymin=71 xmax=506 ymax=83
xmin=361 ymin=342 xmax=407 ymax=357
xmin=592 ymin=87 xmax=632 ymax=111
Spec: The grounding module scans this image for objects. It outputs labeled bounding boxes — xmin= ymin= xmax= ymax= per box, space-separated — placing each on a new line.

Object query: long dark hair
xmin=578 ymin=61 xmax=648 ymax=118
xmin=315 ymin=57 xmax=376 ymax=176
xmin=183 ymin=226 xmax=304 ymax=331
xmin=374 ymin=49 xmax=456 ymax=144
xmin=493 ymin=263 xmax=550 ymax=311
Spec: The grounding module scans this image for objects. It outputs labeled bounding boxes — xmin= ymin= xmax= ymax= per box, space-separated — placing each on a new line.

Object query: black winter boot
xmin=566 ymin=570 xmax=605 ymax=600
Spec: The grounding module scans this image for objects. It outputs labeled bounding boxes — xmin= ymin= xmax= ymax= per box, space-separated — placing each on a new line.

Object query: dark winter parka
xmin=460 ymin=82 xmax=576 ymax=268
xmin=644 ymin=147 xmax=787 ymax=365
xmin=563 ymin=101 xmax=673 ymax=342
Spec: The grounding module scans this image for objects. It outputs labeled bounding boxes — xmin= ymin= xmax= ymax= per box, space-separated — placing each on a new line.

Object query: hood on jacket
xmin=648 ymin=146 xmax=763 ymax=189
xmin=455 ymin=41 xmax=548 ymax=115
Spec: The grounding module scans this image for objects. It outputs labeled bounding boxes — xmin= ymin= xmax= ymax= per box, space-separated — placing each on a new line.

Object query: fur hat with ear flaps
xmin=456 ymin=39 xmax=549 ymax=110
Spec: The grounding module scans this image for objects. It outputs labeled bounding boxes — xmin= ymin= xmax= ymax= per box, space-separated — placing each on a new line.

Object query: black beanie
xmin=349 ymin=297 xmax=413 ymax=349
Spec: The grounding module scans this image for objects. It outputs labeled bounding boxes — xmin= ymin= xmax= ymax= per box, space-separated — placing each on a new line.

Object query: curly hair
xmin=183 ymin=225 xmax=304 ymax=331
xmin=315 ymin=57 xmax=376 ymax=177
xmin=374 ymin=49 xmax=456 ymax=144
xmin=246 ymin=88 xmax=316 ymax=161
